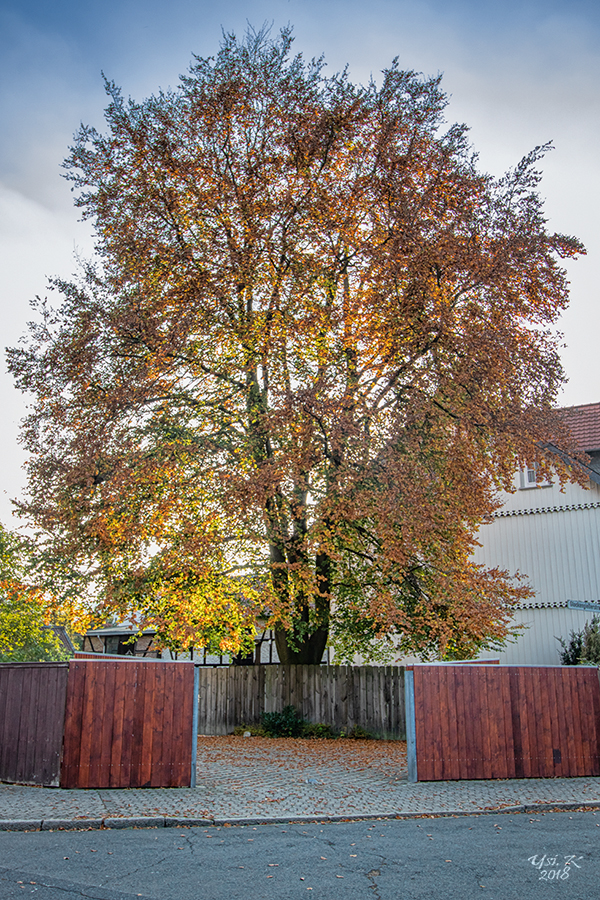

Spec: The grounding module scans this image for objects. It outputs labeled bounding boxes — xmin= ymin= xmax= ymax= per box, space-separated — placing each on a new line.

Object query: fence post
xmin=405 ymin=666 xmax=417 ymax=782
xmin=190 ymin=664 xmax=200 ymax=788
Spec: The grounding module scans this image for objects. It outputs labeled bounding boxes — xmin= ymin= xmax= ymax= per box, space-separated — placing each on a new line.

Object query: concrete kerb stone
xmin=0 ymin=820 xmax=42 ymax=831
xmin=103 ymin=817 xmax=166 ymax=829
xmin=164 ymin=817 xmax=214 ymax=828
xmin=42 ymin=818 xmax=104 ymax=831
xmin=522 ymin=800 xmax=600 ymax=813
xmin=1 ymin=801 xmax=600 ymax=832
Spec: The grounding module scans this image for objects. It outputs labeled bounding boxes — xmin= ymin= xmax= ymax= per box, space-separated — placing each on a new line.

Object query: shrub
xmin=233 ymin=723 xmax=267 ymax=737
xmin=348 ymin=724 xmax=373 ymax=740
xmin=261 ymin=705 xmax=305 ymax=737
xmin=558 ymin=615 xmax=600 ymax=666
xmin=301 ymin=722 xmax=337 ymax=739
xmin=582 ymin=615 xmax=600 ymax=665
xmin=558 ymin=629 xmax=584 ymax=665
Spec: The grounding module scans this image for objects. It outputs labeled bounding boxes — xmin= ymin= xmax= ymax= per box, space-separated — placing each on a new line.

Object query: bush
xmin=558 ymin=615 xmax=600 ymax=666
xmin=0 ymin=594 xmax=71 ymax=662
xmin=582 ymin=616 xmax=600 ymax=665
xmin=238 ymin=707 xmax=376 ymax=739
xmin=233 ymin=723 xmax=267 ymax=737
xmin=261 ymin=705 xmax=305 ymax=737
xmin=347 ymin=724 xmax=373 ymax=740
xmin=558 ymin=629 xmax=584 ymax=665
xmin=301 ymin=721 xmax=337 ymax=739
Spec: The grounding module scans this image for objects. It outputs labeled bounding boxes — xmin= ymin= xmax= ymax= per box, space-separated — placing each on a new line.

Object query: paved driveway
xmin=195 ymin=736 xmax=408 ymax=819
xmin=1 ymin=736 xmax=600 ymax=827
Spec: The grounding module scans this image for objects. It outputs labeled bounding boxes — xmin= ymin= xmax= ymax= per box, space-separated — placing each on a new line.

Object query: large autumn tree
xmin=9 ymin=27 xmax=584 ymax=663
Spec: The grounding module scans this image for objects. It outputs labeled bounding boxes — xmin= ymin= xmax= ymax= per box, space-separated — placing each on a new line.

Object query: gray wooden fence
xmin=197 ymin=665 xmax=406 ymax=739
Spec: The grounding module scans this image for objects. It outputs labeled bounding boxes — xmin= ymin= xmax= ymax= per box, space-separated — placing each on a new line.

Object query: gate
xmin=405 ymin=664 xmax=600 ymax=781
xmin=61 ymin=658 xmax=198 ymax=788
xmin=0 ymin=659 xmax=198 ymax=788
xmin=0 ymin=663 xmax=69 ymax=787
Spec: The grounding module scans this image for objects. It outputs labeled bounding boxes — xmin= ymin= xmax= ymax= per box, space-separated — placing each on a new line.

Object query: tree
xmin=0 ymin=524 xmax=72 ymax=661
xmin=9 ymin=27 xmax=584 ymax=663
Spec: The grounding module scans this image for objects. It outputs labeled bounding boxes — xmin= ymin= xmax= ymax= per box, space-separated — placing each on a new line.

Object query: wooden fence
xmin=197 ymin=664 xmax=406 ymax=739
xmin=0 ymin=662 xmax=69 ymax=787
xmin=405 ymin=664 xmax=600 ymax=781
xmin=61 ymin=658 xmax=197 ymax=789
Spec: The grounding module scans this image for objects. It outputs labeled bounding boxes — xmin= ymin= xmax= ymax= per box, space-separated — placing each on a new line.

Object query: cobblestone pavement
xmin=1 ymin=736 xmax=600 ymax=828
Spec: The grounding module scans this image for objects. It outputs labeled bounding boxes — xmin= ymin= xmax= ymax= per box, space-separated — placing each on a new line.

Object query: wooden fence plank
xmin=578 ymin=670 xmax=595 ymax=775
xmin=547 ymin=669 xmax=563 ymax=777
xmin=590 ymin=669 xmax=600 ymax=776
xmin=39 ymin=666 xmax=67 ymax=786
xmin=444 ymin=668 xmax=459 ymax=780
xmin=565 ymin=668 xmax=583 ymax=776
xmin=2 ymin=668 xmax=22 ymax=781
xmin=62 ymin=661 xmax=87 ymax=788
xmin=0 ymin=666 xmax=11 ymax=778
xmin=500 ymin=667 xmax=515 ymax=779
xmin=16 ymin=665 xmax=35 ymax=784
xmin=88 ymin=661 xmax=108 ymax=788
xmin=160 ymin=664 xmax=176 ymax=786
xmin=109 ymin=661 xmax=127 ymax=787
xmin=518 ymin=667 xmax=533 ymax=777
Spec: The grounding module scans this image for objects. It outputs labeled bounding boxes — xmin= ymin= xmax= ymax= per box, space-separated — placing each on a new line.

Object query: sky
xmin=0 ymin=0 xmax=599 ymax=525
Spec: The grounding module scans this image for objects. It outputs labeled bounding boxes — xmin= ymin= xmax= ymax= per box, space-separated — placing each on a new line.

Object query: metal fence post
xmin=190 ymin=664 xmax=200 ymax=788
xmin=405 ymin=666 xmax=418 ymax=783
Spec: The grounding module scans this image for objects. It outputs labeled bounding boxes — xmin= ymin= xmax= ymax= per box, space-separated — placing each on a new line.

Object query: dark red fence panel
xmin=0 ymin=662 xmax=69 ymax=786
xmin=61 ymin=659 xmax=196 ymax=789
xmin=407 ymin=664 xmax=600 ymax=781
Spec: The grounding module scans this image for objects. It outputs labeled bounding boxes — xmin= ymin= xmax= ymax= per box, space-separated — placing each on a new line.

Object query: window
xmin=519 ymin=464 xmax=551 ymax=490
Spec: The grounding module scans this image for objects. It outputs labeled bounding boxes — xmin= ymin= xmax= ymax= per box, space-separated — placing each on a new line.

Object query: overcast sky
xmin=1 ymin=0 xmax=598 ymax=524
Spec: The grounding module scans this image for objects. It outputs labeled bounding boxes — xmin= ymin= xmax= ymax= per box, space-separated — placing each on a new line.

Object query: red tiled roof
xmin=560 ymin=402 xmax=600 ymax=452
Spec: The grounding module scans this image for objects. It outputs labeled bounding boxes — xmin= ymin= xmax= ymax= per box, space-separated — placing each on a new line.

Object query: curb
xmin=0 ymin=801 xmax=599 ymax=831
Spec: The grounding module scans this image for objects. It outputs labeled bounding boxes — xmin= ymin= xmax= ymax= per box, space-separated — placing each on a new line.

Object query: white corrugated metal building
xmin=473 ymin=402 xmax=600 ymax=665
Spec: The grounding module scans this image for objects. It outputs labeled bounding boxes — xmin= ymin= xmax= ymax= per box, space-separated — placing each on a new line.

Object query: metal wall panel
xmin=473 ymin=479 xmax=600 ymax=607
xmin=476 ymin=607 xmax=598 ymax=666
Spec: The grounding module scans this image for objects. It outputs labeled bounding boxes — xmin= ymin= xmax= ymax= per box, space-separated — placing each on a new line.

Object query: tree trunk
xmin=274 ymin=625 xmax=328 ymax=665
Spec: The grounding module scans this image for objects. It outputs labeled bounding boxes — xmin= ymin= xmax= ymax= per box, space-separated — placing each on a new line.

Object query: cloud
xmin=0 ymin=182 xmax=93 ymax=523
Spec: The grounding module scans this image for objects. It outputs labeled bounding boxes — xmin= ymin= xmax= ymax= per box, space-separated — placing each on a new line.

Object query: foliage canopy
xmin=0 ymin=524 xmax=72 ymax=662
xmin=9 ymin=27 xmax=584 ymax=662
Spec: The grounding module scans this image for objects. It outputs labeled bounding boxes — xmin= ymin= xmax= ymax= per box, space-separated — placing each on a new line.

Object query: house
xmin=82 ymin=624 xmax=160 ymax=657
xmin=473 ymin=402 xmax=600 ymax=665
xmin=81 ymin=622 xmax=299 ymax=665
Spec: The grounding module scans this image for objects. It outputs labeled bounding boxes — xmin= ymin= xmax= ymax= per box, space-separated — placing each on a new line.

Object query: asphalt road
xmin=0 ymin=811 xmax=598 ymax=899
